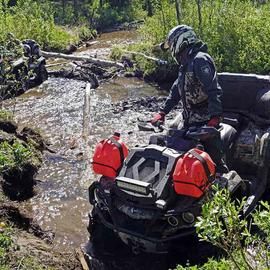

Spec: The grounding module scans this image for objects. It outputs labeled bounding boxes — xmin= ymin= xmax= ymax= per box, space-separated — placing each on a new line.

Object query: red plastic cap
xmin=114 ymin=132 xmax=120 ymax=137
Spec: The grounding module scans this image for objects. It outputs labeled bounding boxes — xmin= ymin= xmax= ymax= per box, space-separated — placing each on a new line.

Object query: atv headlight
xmin=115 ymin=177 xmax=151 ymax=195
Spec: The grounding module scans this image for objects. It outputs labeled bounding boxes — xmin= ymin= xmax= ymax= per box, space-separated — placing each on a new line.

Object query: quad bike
xmin=87 ymin=73 xmax=270 ymax=254
xmin=22 ymin=39 xmax=48 ymax=85
xmin=0 ymin=40 xmax=47 ymax=99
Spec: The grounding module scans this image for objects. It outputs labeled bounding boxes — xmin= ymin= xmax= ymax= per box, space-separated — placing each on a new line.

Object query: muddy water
xmin=2 ymin=29 xmax=162 ymax=251
xmin=3 ymin=76 xmax=161 ymax=248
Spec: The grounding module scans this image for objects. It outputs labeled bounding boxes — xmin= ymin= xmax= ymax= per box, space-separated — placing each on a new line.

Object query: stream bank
xmin=0 ymin=111 xmax=82 ymax=269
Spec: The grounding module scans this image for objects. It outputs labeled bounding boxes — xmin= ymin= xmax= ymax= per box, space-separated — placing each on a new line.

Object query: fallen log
xmin=86 ymin=40 xmax=99 ymax=47
xmin=45 ymin=62 xmax=70 ymax=68
xmin=75 ymin=248 xmax=89 ymax=270
xmin=123 ymin=50 xmax=168 ymax=65
xmin=47 ymin=67 xmax=99 ymax=87
xmin=41 ymin=50 xmax=124 ymax=69
xmin=81 ymin=83 xmax=94 ymax=186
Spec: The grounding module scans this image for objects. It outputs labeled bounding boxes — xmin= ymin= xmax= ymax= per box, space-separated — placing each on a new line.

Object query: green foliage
xmin=0 ymin=139 xmax=41 ymax=174
xmin=139 ymin=0 xmax=270 ymax=74
xmin=98 ymin=3 xmax=136 ymax=29
xmin=174 ymin=187 xmax=270 ymax=270
xmin=252 ymin=201 xmax=270 ymax=239
xmin=0 ymin=0 xmax=78 ymax=51
xmin=0 ymin=111 xmax=13 ymax=122
xmin=0 ymin=225 xmax=15 ymax=267
xmin=196 ymin=188 xmax=248 ymax=252
xmin=175 ymin=258 xmax=232 ymax=270
xmin=51 ymin=0 xmax=143 ymax=30
xmin=75 ymin=24 xmax=97 ymax=41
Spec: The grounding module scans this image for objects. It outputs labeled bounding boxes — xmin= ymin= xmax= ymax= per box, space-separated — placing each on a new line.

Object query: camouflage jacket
xmin=161 ymin=42 xmax=223 ymax=125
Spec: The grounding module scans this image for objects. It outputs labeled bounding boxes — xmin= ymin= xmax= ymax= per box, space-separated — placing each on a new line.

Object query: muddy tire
xmin=35 ymin=64 xmax=48 ymax=85
xmin=88 ymin=209 xmax=124 ymax=252
xmin=88 ymin=210 xmax=110 ymax=243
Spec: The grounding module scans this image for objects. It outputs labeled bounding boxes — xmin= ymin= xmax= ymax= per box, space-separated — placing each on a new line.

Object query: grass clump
xmin=0 ymin=111 xmax=13 ymax=123
xmin=176 ymin=187 xmax=270 ymax=269
xmin=0 ymin=140 xmax=42 ymax=176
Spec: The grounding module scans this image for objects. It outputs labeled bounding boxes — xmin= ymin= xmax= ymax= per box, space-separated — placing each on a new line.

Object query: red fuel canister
xmin=173 ymin=148 xmax=215 ymax=198
xmin=92 ymin=132 xmax=128 ymax=178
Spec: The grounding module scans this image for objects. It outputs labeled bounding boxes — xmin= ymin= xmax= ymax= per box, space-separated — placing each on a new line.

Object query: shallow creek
xmin=3 ymin=30 xmax=216 ymax=269
xmin=3 ymin=31 xmax=163 ymax=250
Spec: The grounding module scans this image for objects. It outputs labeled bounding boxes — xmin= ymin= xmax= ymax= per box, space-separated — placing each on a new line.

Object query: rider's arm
xmin=160 ymin=78 xmax=181 ymax=114
xmin=194 ymin=55 xmax=223 ymax=118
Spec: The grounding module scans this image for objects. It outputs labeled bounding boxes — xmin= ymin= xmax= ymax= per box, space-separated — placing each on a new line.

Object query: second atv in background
xmin=0 ymin=34 xmax=47 ymax=100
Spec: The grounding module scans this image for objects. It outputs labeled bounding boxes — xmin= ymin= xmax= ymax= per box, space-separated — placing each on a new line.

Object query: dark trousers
xmin=203 ymin=135 xmax=228 ymax=173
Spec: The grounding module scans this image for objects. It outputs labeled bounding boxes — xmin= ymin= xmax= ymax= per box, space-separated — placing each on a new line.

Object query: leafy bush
xmin=175 ymin=258 xmax=232 ymax=270
xmin=0 ymin=0 xmax=78 ymax=51
xmin=174 ymin=187 xmax=270 ymax=270
xmin=128 ymin=0 xmax=270 ymax=77
xmin=0 ymin=140 xmax=41 ymax=174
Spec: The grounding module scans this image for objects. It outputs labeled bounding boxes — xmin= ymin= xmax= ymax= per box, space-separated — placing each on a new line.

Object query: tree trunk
xmin=123 ymin=50 xmax=167 ymax=65
xmin=159 ymin=0 xmax=167 ymax=36
xmin=41 ymin=51 xmax=124 ymax=69
xmin=99 ymin=0 xmax=103 ymax=8
xmin=145 ymin=0 xmax=153 ymax=16
xmin=196 ymin=0 xmax=203 ymax=38
xmin=73 ymin=0 xmax=78 ymax=23
xmin=61 ymin=0 xmax=66 ymax=17
xmin=175 ymin=0 xmax=181 ymax=24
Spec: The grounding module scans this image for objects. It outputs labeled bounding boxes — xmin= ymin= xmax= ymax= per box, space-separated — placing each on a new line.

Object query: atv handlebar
xmin=137 ymin=117 xmax=221 ymax=141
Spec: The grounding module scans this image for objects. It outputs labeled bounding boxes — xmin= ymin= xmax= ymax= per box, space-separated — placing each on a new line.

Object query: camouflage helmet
xmin=160 ymin=25 xmax=198 ymax=62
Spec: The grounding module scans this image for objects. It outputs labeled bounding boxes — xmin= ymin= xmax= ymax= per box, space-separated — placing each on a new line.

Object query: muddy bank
xmin=0 ymin=113 xmax=44 ymax=201
xmin=0 ymin=199 xmax=81 ymax=269
xmin=0 ymin=113 xmax=82 ymax=269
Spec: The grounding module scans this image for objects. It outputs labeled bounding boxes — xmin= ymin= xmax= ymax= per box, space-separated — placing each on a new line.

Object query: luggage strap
xmin=110 ymin=137 xmax=125 ymax=164
xmin=188 ymin=149 xmax=214 ymax=183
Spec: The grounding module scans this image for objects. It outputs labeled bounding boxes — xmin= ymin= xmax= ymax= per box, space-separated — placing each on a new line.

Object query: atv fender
xmin=88 ymin=181 xmax=100 ymax=205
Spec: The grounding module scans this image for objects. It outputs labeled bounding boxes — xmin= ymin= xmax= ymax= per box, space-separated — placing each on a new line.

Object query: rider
xmin=151 ymin=25 xmax=228 ymax=173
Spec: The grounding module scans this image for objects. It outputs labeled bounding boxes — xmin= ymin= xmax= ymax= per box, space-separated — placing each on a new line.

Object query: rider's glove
xmin=207 ymin=116 xmax=222 ymax=127
xmin=151 ymin=111 xmax=165 ymax=126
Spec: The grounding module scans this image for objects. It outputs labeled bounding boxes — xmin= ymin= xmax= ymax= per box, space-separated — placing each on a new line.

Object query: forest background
xmin=1 ymin=0 xmax=270 ymax=75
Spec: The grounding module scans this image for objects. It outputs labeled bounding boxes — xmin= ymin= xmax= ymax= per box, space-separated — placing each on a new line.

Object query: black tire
xmin=88 ymin=209 xmax=124 ymax=252
xmin=13 ymin=65 xmax=29 ymax=94
xmin=35 ymin=64 xmax=48 ymax=85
